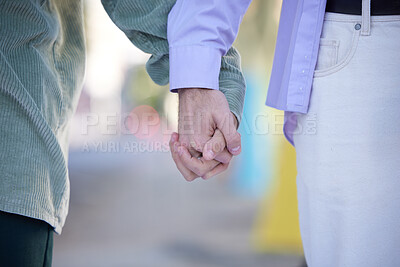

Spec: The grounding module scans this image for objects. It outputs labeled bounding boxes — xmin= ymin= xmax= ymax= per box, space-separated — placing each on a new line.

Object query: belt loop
xmin=361 ymin=0 xmax=371 ymax=36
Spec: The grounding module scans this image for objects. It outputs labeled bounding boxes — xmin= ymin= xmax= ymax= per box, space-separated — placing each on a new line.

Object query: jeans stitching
xmin=314 ymin=28 xmax=360 ymax=78
xmin=316 ymin=39 xmax=339 ymax=70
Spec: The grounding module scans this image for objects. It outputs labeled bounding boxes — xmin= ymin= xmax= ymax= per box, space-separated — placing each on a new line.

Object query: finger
xmin=169 ymin=133 xmax=198 ymax=181
xmin=188 ymin=146 xmax=202 ymax=158
xmin=188 ymin=134 xmax=209 ymax=154
xmin=175 ymin=135 xmax=202 ymax=159
xmin=178 ymin=146 xmax=220 ymax=177
xmin=214 ymin=113 xmax=241 ymax=155
xmin=202 ymin=163 xmax=229 ymax=180
xmin=169 ymin=132 xmax=181 ymax=155
xmin=172 ymin=147 xmax=198 ymax=182
xmin=169 ymin=132 xmax=179 ymax=145
xmin=214 ymin=148 xmax=232 ymax=165
xmin=203 ymin=129 xmax=226 ymax=161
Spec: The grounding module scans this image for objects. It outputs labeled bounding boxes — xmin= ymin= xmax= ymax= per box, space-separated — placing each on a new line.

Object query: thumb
xmin=203 ymin=129 xmax=226 ymax=161
xmin=214 ymin=112 xmax=241 ymax=156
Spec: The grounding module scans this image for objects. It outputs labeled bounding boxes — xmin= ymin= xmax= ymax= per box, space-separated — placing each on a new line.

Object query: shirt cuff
xmin=169 ymin=45 xmax=222 ymax=92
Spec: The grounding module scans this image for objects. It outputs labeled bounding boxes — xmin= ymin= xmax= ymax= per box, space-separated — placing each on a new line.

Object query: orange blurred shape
xmin=126 ymin=105 xmax=161 ymax=140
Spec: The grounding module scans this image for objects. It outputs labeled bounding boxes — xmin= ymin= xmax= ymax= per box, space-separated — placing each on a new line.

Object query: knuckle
xmin=222 ymin=155 xmax=232 ymax=164
xmin=192 ymin=166 xmax=202 ymax=175
xmin=232 ymin=132 xmax=241 ymax=143
xmin=227 ymin=132 xmax=239 ymax=143
xmin=193 ymin=136 xmax=206 ymax=150
xmin=189 ymin=139 xmax=198 ymax=149
xmin=211 ymin=141 xmax=223 ymax=154
xmin=220 ymin=158 xmax=228 ymax=164
xmin=216 ymin=154 xmax=228 ymax=164
xmin=192 ymin=135 xmax=203 ymax=144
xmin=179 ymin=138 xmax=189 ymax=148
xmin=184 ymin=174 xmax=196 ymax=182
xmin=222 ymin=163 xmax=229 ymax=171
xmin=191 ymin=174 xmax=199 ymax=181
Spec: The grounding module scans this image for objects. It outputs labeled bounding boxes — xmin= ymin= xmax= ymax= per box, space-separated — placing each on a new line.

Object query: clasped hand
xmin=169 ymin=88 xmax=241 ymax=181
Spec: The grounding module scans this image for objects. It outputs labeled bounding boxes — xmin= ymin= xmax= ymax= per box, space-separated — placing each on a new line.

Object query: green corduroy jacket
xmin=0 ymin=0 xmax=246 ymax=234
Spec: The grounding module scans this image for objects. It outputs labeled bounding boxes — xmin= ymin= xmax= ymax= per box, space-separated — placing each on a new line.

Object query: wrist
xmin=178 ymin=88 xmax=213 ymax=103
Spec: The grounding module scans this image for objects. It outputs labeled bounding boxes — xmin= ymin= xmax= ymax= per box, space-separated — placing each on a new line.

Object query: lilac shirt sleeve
xmin=167 ymin=0 xmax=252 ymax=92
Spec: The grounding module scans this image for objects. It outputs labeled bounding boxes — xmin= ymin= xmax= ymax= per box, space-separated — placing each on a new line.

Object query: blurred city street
xmin=52 ymin=1 xmax=304 ymax=266
xmin=53 ymin=147 xmax=303 ymax=267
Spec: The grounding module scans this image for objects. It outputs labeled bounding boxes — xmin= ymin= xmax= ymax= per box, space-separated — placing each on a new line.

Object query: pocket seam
xmin=314 ymin=28 xmax=361 ymax=78
xmin=316 ymin=39 xmax=340 ymax=71
xmin=319 ymin=39 xmax=339 ymax=47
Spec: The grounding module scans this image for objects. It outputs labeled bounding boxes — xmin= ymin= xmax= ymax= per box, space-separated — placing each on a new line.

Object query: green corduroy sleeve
xmin=101 ymin=0 xmax=246 ymax=123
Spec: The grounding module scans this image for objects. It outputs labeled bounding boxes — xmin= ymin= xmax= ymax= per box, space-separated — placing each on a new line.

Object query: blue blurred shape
xmin=231 ymin=72 xmax=271 ymax=198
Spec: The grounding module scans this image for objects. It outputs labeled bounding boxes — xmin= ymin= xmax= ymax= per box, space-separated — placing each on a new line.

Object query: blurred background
xmin=54 ymin=0 xmax=304 ymax=266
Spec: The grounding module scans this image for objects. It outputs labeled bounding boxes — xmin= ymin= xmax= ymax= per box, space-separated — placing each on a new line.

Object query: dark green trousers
xmin=0 ymin=211 xmax=53 ymax=267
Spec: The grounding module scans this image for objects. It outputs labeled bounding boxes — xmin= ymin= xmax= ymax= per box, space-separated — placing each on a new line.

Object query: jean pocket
xmin=315 ymin=39 xmax=339 ymax=71
xmin=314 ymin=25 xmax=360 ymax=78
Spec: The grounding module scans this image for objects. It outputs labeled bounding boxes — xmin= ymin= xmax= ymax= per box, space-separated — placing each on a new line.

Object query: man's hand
xmin=169 ymin=88 xmax=241 ymax=181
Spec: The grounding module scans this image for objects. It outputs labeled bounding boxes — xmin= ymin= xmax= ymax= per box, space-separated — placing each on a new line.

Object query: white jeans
xmin=293 ymin=10 xmax=400 ymax=267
